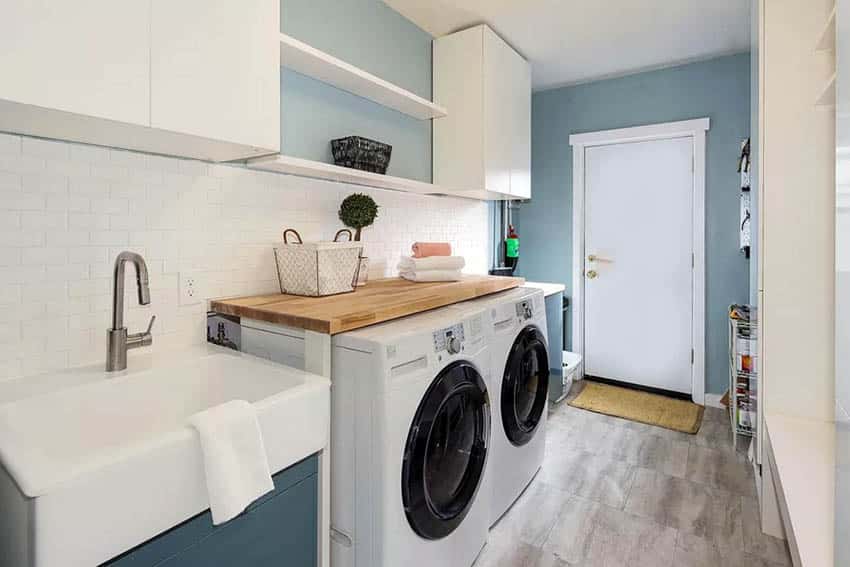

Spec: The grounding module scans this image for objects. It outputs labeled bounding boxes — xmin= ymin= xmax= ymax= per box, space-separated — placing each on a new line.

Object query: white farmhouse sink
xmin=0 ymin=347 xmax=330 ymax=567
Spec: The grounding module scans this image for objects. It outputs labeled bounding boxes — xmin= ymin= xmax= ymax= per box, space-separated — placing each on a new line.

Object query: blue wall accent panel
xmin=518 ymin=53 xmax=751 ymax=395
xmin=103 ymin=455 xmax=318 ymax=567
xmin=280 ymin=0 xmax=433 ymax=182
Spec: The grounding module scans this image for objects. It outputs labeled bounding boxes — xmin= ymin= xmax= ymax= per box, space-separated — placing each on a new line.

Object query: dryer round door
xmin=502 ymin=326 xmax=549 ymax=446
xmin=401 ymin=360 xmax=490 ymax=540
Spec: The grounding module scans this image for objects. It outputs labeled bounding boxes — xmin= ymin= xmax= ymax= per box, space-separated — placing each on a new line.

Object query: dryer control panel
xmin=433 ymin=324 xmax=465 ymax=354
xmin=515 ymin=300 xmax=534 ymax=321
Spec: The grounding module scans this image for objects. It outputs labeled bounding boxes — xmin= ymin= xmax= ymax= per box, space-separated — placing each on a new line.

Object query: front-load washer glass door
xmin=401 ymin=360 xmax=490 ymax=540
xmin=502 ymin=326 xmax=549 ymax=446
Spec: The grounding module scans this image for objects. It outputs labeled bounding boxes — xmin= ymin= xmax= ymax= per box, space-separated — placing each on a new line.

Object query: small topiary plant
xmin=338 ymin=193 xmax=379 ymax=241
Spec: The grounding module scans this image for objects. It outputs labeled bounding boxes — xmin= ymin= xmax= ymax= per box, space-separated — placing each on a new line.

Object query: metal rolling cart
xmin=729 ymin=304 xmax=758 ymax=446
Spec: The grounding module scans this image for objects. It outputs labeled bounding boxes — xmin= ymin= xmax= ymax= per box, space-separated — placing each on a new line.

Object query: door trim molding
xmin=569 ymin=118 xmax=710 ymax=405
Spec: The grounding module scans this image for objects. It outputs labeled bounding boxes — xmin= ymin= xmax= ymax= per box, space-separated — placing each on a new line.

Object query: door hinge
xmin=692 ymin=253 xmax=695 ymax=268
xmin=691 ymin=349 xmax=694 ymax=364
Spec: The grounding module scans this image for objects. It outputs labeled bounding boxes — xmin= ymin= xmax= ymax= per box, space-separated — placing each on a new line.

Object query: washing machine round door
xmin=401 ymin=360 xmax=490 ymax=540
xmin=502 ymin=326 xmax=549 ymax=446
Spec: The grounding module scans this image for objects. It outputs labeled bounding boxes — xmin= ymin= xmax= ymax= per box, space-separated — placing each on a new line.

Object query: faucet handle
xmin=145 ymin=315 xmax=156 ymax=335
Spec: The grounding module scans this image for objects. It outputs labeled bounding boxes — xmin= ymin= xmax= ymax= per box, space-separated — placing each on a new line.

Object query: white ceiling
xmin=383 ymin=0 xmax=751 ymax=91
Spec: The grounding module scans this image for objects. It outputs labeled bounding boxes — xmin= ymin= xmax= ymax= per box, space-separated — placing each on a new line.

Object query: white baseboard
xmin=704 ymin=393 xmax=725 ymax=408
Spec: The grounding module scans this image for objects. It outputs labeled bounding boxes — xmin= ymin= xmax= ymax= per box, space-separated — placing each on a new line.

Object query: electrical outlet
xmin=179 ymin=272 xmax=202 ymax=306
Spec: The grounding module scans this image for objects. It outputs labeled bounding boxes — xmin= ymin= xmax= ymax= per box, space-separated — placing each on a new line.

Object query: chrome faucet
xmin=106 ymin=251 xmax=155 ymax=372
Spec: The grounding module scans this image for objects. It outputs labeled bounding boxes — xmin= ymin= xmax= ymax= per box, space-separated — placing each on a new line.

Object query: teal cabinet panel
xmin=103 ymin=455 xmax=318 ymax=567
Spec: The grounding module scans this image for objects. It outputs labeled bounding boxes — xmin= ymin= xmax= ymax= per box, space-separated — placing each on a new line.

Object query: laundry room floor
xmin=473 ymin=382 xmax=793 ymax=567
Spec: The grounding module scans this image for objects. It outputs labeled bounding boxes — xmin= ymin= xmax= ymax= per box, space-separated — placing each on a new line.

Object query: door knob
xmin=586 ymin=270 xmax=598 ymax=279
xmin=588 ymin=255 xmax=612 ymax=263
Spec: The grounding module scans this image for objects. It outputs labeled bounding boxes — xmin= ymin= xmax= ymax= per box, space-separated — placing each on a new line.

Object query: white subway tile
xmin=68 ymin=247 xmax=109 ymax=265
xmin=0 ymin=211 xmax=20 ymax=227
xmin=22 ymin=172 xmax=68 ymax=195
xmin=69 ymin=176 xmax=110 ymax=196
xmin=2 ymin=193 xmax=46 ymax=211
xmin=22 ymin=137 xmax=70 ymax=160
xmin=0 ymin=171 xmax=21 ymax=192
xmin=21 ymin=211 xmax=66 ymax=230
xmin=45 ymin=158 xmax=91 ymax=178
xmin=0 ymin=247 xmax=21 ymax=266
xmin=89 ymin=230 xmax=129 ymax=246
xmin=22 ymin=247 xmax=67 ymax=266
xmin=109 ymin=214 xmax=146 ymax=230
xmin=69 ymin=212 xmax=109 ymax=230
xmin=91 ymin=197 xmax=128 ymax=215
xmin=47 ymin=195 xmax=90 ymax=213
xmin=46 ymin=263 xmax=89 ymax=281
xmin=0 ymin=230 xmax=44 ymax=247
xmin=0 ymin=266 xmax=45 ymax=284
xmin=109 ymin=149 xmax=147 ymax=169
xmin=0 ymin=154 xmax=45 ymax=175
xmin=69 ymin=278 xmax=111 ymax=298
xmin=0 ymin=133 xmax=22 ymax=156
xmin=69 ymin=144 xmax=110 ymax=164
xmin=90 ymin=164 xmax=128 ymax=181
xmin=21 ymin=282 xmax=67 ymax=303
xmin=46 ymin=230 xmax=89 ymax=247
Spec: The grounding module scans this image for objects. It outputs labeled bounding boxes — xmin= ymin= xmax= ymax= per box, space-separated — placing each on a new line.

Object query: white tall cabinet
xmin=433 ymin=25 xmax=531 ymax=199
xmin=754 ymin=0 xmax=837 ymax=561
xmin=0 ymin=0 xmax=279 ymax=162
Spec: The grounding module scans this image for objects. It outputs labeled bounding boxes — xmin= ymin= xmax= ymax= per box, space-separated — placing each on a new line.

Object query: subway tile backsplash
xmin=0 ymin=133 xmax=489 ymax=380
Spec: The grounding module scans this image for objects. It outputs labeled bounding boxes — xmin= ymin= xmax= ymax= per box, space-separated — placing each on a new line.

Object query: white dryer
xmin=330 ymin=306 xmax=493 ymax=567
xmin=450 ymin=286 xmax=549 ymax=525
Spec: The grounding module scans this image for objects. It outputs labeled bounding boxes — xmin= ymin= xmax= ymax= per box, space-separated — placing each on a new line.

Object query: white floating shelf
xmin=816 ymin=72 xmax=836 ymax=108
xmin=279 ymin=33 xmax=447 ymax=120
xmin=246 ymin=155 xmax=510 ymax=200
xmin=816 ymin=4 xmax=837 ymax=51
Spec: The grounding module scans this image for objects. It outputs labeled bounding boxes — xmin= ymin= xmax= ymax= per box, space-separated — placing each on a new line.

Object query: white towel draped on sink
xmin=188 ymin=399 xmax=274 ymax=525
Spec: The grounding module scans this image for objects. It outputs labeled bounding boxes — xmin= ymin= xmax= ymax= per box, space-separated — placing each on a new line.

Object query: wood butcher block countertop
xmin=210 ymin=275 xmax=524 ymax=335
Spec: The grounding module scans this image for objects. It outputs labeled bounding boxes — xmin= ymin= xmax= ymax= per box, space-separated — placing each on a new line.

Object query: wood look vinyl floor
xmin=473 ymin=382 xmax=792 ymax=567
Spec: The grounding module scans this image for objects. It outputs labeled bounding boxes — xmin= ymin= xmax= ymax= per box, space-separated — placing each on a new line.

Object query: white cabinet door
xmin=482 ymin=27 xmax=514 ymax=196
xmin=510 ymin=54 xmax=532 ymax=199
xmin=150 ymin=0 xmax=279 ymax=157
xmin=0 ymin=0 xmax=150 ymax=125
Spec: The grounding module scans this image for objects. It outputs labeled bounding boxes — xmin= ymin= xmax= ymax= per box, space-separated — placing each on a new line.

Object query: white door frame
xmin=569 ymin=118 xmax=709 ymax=404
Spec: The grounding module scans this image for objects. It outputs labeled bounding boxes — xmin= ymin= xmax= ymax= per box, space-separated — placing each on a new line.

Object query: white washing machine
xmin=449 ymin=286 xmax=549 ymax=525
xmin=331 ymin=307 xmax=493 ymax=567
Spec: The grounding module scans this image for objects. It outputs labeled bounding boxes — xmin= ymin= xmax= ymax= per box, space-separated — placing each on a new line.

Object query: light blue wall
xmin=281 ymin=0 xmax=433 ymax=182
xmin=517 ymin=53 xmax=751 ymax=395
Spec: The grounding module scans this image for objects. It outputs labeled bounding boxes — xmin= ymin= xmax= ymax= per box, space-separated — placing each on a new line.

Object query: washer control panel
xmin=516 ymin=300 xmax=534 ymax=321
xmin=433 ymin=324 xmax=465 ymax=354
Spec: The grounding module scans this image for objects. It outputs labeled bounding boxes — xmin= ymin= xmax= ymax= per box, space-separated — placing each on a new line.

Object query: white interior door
xmin=583 ymin=137 xmax=694 ymax=393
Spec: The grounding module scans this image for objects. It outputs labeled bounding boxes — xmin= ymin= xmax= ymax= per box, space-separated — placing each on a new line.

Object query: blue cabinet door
xmin=104 ymin=456 xmax=318 ymax=567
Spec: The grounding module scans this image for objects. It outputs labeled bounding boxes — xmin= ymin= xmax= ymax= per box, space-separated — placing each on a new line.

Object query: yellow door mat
xmin=568 ymin=381 xmax=704 ymax=434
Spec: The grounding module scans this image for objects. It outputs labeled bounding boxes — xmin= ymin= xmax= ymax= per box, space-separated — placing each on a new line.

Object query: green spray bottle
xmin=505 ymin=224 xmax=519 ymax=273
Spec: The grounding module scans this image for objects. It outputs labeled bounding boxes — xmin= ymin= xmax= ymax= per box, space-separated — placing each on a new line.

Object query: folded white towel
xmin=188 ymin=400 xmax=274 ymax=525
xmin=400 ymin=269 xmax=463 ymax=282
xmin=398 ymin=255 xmax=466 ymax=272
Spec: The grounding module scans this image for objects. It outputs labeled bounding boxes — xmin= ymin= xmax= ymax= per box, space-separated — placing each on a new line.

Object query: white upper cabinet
xmin=0 ymin=0 xmax=279 ymax=162
xmin=151 ymin=0 xmax=280 ymax=158
xmin=0 ymin=0 xmax=150 ymax=126
xmin=433 ymin=25 xmax=532 ymax=200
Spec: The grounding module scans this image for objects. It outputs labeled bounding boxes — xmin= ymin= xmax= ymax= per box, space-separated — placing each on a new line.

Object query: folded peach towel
xmin=412 ymin=242 xmax=452 ymax=258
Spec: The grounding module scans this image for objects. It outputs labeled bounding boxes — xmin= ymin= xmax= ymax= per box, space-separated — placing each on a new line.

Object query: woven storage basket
xmin=274 ymin=229 xmax=363 ymax=296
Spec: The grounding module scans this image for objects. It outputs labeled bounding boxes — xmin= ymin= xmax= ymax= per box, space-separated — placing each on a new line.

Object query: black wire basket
xmin=331 ymin=136 xmax=392 ymax=175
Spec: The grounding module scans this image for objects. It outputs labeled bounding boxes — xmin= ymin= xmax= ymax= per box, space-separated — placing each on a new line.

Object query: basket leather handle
xmin=283 ymin=229 xmax=303 ymax=244
xmin=334 ymin=229 xmax=353 ymax=242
